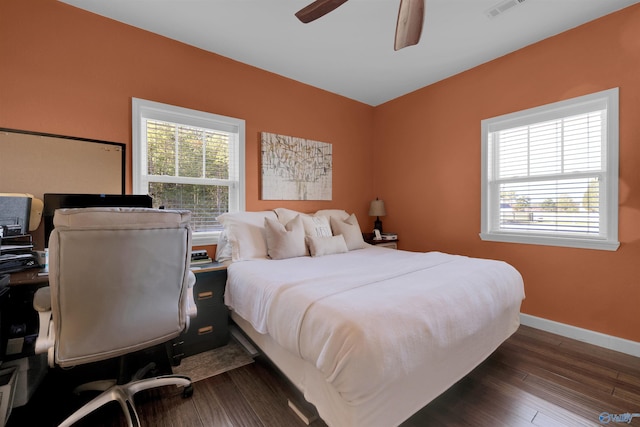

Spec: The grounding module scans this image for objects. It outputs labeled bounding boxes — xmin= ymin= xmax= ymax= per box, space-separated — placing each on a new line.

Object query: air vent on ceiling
xmin=486 ymin=0 xmax=526 ymax=19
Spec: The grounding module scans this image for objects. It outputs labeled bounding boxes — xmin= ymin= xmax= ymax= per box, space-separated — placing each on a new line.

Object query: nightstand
xmin=363 ymin=233 xmax=398 ymax=249
xmin=171 ymin=263 xmax=229 ymax=361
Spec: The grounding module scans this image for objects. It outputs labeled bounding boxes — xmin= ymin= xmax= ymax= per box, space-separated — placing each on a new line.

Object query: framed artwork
xmin=261 ymin=132 xmax=332 ymax=200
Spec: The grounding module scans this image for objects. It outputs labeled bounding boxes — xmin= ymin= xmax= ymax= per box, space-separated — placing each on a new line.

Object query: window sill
xmin=479 ymin=232 xmax=620 ymax=251
xmin=192 ymin=230 xmax=223 ymax=246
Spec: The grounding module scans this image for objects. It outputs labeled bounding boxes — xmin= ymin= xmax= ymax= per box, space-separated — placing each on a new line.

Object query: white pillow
xmin=274 ymin=207 xmax=333 ymax=238
xmin=264 ymin=215 xmax=307 ymax=260
xmin=330 ymin=213 xmax=366 ymax=251
xmin=214 ymin=229 xmax=232 ymax=263
xmin=274 ymin=207 xmax=303 ymax=225
xmin=314 ymin=209 xmax=350 ymax=221
xmin=306 ymin=235 xmax=348 ymax=257
xmin=301 ymin=214 xmax=332 ymax=237
xmin=217 ymin=211 xmax=278 ymax=261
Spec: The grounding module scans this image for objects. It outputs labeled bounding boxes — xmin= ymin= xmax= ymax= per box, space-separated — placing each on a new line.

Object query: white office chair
xmin=32 ymin=207 xmax=197 ymax=427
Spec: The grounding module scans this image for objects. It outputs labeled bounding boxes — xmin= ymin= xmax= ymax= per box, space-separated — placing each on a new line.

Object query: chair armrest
xmin=185 ymin=270 xmax=197 ymax=330
xmin=33 ymin=286 xmax=51 ymax=312
xmin=32 ymin=286 xmax=55 ymax=366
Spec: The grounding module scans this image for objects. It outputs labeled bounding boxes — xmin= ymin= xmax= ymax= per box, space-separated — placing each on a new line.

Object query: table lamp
xmin=369 ymin=198 xmax=386 ymax=233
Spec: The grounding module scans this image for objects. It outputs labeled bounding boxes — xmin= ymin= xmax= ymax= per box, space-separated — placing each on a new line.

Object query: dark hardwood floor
xmin=6 ymin=325 xmax=640 ymax=426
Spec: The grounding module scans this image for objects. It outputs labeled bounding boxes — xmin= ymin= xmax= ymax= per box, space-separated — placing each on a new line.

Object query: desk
xmin=7 ymin=269 xmax=48 ymax=287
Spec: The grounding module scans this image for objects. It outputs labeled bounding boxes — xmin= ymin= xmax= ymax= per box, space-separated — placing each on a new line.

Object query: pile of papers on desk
xmin=0 ymin=234 xmax=38 ymax=274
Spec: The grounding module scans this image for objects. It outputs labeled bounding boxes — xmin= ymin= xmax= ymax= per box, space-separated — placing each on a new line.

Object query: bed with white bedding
xmin=217 ymin=209 xmax=525 ymax=427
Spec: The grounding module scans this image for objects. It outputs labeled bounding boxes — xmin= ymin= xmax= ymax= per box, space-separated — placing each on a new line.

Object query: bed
xmin=217 ymin=209 xmax=525 ymax=427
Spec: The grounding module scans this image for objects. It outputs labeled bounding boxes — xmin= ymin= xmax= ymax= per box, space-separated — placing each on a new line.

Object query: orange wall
xmin=2 ymin=0 xmax=639 ymax=343
xmin=373 ymin=5 xmax=640 ymax=342
xmin=0 ymin=0 xmax=375 ymax=232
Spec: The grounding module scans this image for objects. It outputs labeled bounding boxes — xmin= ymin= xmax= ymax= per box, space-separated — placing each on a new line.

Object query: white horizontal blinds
xmin=491 ymin=109 xmax=605 ymax=237
xmin=144 ymin=118 xmax=234 ymax=231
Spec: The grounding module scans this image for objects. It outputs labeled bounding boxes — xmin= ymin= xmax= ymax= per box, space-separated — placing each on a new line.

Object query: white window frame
xmin=480 ymin=88 xmax=619 ymax=251
xmin=132 ymin=98 xmax=245 ymax=246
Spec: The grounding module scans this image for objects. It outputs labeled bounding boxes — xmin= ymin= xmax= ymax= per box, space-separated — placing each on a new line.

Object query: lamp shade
xmin=369 ymin=199 xmax=386 ymax=217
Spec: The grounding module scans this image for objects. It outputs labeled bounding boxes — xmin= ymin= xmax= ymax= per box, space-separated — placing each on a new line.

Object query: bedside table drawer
xmin=181 ymin=309 xmax=229 ymax=356
xmin=178 ymin=266 xmax=229 ymax=357
xmin=194 ymin=286 xmax=224 ymax=308
xmin=194 ymin=269 xmax=225 ymax=304
xmin=190 ymin=303 xmax=228 ymax=328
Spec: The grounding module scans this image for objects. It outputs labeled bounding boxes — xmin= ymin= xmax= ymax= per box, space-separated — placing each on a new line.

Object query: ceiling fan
xmin=295 ymin=0 xmax=425 ymax=51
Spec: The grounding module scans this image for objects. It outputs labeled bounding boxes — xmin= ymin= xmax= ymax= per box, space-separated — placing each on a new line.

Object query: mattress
xmin=225 ymin=247 xmax=525 ymax=426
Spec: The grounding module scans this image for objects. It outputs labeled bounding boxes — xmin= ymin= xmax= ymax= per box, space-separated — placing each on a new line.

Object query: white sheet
xmin=225 ymin=247 xmax=525 ymax=425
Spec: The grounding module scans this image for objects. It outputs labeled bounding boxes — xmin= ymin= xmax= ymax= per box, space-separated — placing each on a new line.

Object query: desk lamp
xmin=369 ymin=198 xmax=386 ymax=233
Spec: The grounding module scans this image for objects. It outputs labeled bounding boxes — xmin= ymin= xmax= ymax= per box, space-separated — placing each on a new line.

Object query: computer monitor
xmin=43 ymin=193 xmax=153 ymax=247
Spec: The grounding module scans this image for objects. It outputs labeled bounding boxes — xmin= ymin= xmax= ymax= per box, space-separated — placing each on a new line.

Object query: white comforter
xmin=225 ymin=247 xmax=525 ymax=406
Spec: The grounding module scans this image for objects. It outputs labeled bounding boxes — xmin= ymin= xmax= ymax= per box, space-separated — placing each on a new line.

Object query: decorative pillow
xmin=306 ymin=235 xmax=348 ymax=257
xmin=301 ymin=214 xmax=333 ymax=237
xmin=264 ymin=215 xmax=307 ymax=260
xmin=274 ymin=207 xmax=303 ymax=225
xmin=216 ymin=211 xmax=278 ymax=261
xmin=314 ymin=209 xmax=350 ymax=221
xmin=214 ymin=229 xmax=232 ymax=263
xmin=330 ymin=213 xmax=366 ymax=250
xmin=274 ymin=207 xmax=333 ymax=238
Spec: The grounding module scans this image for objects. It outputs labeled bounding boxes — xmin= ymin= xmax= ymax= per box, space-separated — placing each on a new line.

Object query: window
xmin=480 ymin=88 xmax=619 ymax=251
xmin=132 ymin=98 xmax=245 ymax=246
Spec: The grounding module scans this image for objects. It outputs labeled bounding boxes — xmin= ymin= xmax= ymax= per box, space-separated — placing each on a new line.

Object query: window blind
xmin=481 ymin=88 xmax=619 ymax=250
xmin=144 ymin=119 xmax=236 ymax=232
xmin=132 ymin=97 xmax=246 ymax=245
xmin=490 ymin=111 xmax=604 ymax=236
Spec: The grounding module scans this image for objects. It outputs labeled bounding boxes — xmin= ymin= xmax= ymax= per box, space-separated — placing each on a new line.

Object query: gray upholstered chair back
xmin=48 ymin=207 xmax=193 ymax=367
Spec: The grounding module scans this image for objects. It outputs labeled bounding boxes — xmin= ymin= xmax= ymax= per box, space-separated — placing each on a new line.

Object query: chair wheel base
xmin=182 ymin=384 xmax=194 ymax=398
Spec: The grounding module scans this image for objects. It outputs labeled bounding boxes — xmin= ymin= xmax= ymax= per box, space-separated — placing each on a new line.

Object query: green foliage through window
xmin=144 ymin=119 xmax=233 ymax=232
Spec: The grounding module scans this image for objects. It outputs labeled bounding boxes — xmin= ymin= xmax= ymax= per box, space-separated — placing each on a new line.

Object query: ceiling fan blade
xmin=394 ymin=0 xmax=424 ymax=50
xmin=295 ymin=0 xmax=349 ymax=23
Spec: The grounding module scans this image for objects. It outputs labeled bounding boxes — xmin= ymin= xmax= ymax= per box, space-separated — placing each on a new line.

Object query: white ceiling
xmin=60 ymin=0 xmax=639 ymax=106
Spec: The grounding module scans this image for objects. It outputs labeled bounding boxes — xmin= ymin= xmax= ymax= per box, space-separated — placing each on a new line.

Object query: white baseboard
xmin=520 ymin=313 xmax=640 ymax=358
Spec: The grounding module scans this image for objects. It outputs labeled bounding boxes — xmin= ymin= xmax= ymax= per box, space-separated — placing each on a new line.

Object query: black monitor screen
xmin=43 ymin=193 xmax=153 ymax=247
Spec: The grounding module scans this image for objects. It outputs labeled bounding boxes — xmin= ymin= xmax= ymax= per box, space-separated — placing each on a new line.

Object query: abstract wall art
xmin=261 ymin=132 xmax=332 ymax=200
